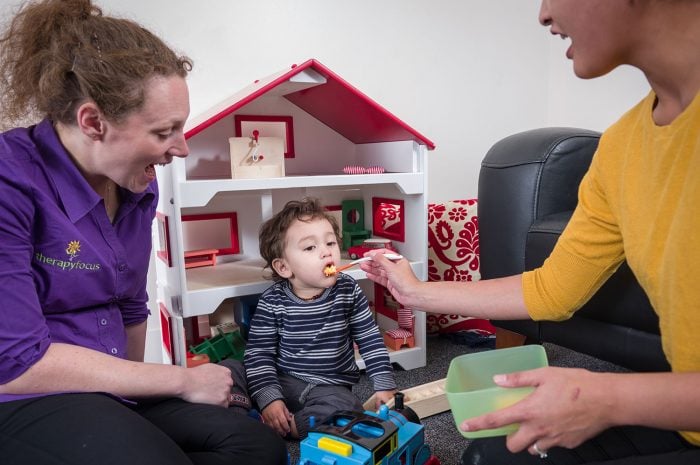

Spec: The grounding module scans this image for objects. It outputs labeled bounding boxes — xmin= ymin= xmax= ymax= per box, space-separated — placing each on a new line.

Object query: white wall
xmin=544 ymin=37 xmax=649 ymax=133
xmin=96 ymin=0 xmax=650 ymax=201
xmin=1 ymin=0 xmax=651 ymax=200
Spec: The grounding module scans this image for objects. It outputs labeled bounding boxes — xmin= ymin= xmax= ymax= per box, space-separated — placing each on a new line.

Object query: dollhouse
xmin=154 ymin=59 xmax=435 ymax=370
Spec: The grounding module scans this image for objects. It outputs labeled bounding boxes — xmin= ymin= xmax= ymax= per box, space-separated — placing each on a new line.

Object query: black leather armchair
xmin=478 ymin=128 xmax=670 ymax=372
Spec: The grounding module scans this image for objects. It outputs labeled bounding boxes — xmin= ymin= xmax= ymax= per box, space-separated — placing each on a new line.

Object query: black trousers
xmin=462 ymin=426 xmax=700 ymax=465
xmin=0 ymin=393 xmax=287 ymax=465
xmin=278 ymin=374 xmax=365 ymax=438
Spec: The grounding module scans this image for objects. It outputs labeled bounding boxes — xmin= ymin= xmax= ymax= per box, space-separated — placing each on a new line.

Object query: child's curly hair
xmin=259 ymin=197 xmax=340 ymax=281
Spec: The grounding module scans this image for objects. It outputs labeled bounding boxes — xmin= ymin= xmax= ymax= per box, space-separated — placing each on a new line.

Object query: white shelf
xmin=178 ymin=173 xmax=425 ymax=208
xmin=356 ymin=345 xmax=426 ymax=372
xmin=182 ymin=258 xmax=424 ymax=318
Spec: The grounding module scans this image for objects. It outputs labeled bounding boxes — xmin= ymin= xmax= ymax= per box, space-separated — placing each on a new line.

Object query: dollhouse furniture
xmin=341 ymin=199 xmax=371 ymax=250
xmin=383 ymin=307 xmax=416 ymax=350
xmin=154 ymin=59 xmax=434 ymax=370
xmin=347 ymin=238 xmax=396 ymax=261
xmin=479 ymin=127 xmax=669 ymax=372
xmin=189 ymin=328 xmax=246 ymax=363
xmin=425 ymin=200 xmax=495 ymax=338
xmin=183 ymin=249 xmax=218 ymax=269
xmin=229 ymin=133 xmax=285 ymax=179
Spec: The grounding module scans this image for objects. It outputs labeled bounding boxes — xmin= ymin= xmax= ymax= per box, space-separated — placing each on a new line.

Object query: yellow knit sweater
xmin=523 ymin=91 xmax=700 ymax=445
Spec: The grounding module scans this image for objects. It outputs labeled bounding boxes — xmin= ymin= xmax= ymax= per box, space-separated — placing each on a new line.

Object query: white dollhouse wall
xmin=181 ymin=218 xmax=233 ymax=252
xmin=184 ymin=97 xmax=417 ymax=180
xmin=176 ymin=186 xmax=424 ymax=266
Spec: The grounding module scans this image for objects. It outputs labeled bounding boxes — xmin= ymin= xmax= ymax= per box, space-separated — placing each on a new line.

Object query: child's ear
xmin=272 ymin=258 xmax=293 ymax=279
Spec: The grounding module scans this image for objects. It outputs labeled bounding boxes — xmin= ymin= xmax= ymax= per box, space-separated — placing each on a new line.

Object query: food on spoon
xmin=323 ymin=264 xmax=337 ymax=276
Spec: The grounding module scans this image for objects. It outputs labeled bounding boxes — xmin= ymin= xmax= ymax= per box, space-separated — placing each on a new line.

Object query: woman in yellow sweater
xmin=362 ymin=1 xmax=700 ymax=464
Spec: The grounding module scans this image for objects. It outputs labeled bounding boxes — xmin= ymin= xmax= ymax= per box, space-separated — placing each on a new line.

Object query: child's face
xmin=272 ymin=216 xmax=341 ymax=298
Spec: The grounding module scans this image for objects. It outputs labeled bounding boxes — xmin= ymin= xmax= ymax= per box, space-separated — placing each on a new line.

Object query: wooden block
xmin=363 ymin=378 xmax=449 ymax=419
xmin=229 ymin=136 xmax=285 ymax=179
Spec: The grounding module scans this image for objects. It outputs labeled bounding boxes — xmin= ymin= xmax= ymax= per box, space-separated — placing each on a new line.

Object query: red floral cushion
xmin=426 ymin=200 xmax=495 ymax=336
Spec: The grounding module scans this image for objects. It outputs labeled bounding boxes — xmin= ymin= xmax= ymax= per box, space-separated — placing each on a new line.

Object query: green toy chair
xmin=341 ymin=199 xmax=371 ymax=250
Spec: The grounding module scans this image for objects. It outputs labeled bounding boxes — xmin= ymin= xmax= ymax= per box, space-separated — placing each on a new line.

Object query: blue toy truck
xmin=297 ymin=393 xmax=441 ymax=465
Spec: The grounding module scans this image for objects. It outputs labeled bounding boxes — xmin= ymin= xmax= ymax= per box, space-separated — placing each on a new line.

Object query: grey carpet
xmin=286 ymin=335 xmax=627 ymax=465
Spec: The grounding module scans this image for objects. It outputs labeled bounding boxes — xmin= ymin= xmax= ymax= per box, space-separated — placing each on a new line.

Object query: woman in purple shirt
xmin=0 ymin=1 xmax=286 ymax=464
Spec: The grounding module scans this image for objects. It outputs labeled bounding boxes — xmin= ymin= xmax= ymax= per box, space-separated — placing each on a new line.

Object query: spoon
xmin=325 ymin=253 xmax=403 ymax=275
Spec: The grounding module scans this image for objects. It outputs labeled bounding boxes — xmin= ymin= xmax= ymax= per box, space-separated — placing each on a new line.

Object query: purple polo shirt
xmin=0 ymin=119 xmax=157 ymax=401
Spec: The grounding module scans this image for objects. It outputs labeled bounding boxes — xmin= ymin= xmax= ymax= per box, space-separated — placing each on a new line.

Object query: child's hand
xmin=261 ymin=400 xmax=293 ymax=437
xmin=374 ymin=389 xmax=398 ymax=409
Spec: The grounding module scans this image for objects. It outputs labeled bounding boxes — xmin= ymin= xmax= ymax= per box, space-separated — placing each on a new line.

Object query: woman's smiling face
xmin=98 ymin=75 xmax=190 ymax=193
xmin=539 ymin=0 xmax=639 ymax=80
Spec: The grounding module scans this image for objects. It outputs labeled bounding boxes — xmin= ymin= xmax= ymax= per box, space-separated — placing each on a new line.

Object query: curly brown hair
xmin=259 ymin=197 xmax=341 ymax=281
xmin=0 ymin=0 xmax=192 ymax=126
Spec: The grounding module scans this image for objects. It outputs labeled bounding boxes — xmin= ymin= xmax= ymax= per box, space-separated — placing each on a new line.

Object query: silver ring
xmin=533 ymin=442 xmax=548 ymax=459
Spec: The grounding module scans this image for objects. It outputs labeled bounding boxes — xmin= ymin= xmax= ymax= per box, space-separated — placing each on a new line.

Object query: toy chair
xmin=383 ymin=307 xmax=415 ymax=350
xmin=341 ymin=199 xmax=371 ymax=250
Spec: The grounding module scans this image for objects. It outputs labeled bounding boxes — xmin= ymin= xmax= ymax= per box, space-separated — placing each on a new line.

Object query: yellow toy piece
xmin=318 ymin=437 xmax=352 ymax=456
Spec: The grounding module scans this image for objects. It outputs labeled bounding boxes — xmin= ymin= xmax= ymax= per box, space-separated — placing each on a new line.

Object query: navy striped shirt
xmin=244 ymin=273 xmax=396 ymax=410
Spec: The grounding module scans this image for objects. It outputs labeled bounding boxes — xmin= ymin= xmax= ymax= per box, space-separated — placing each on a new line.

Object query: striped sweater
xmin=244 ymin=273 xmax=396 ymax=411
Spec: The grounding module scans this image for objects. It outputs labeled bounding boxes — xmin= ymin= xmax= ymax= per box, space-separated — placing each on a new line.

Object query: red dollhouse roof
xmin=184 ymin=58 xmax=435 ymax=150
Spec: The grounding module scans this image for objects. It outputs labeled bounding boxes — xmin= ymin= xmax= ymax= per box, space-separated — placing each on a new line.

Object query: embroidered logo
xmin=66 ymin=240 xmax=81 ymax=261
xmin=34 ymin=240 xmax=101 ymax=272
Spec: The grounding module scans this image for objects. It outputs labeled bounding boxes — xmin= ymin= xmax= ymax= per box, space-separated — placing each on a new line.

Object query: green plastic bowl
xmin=446 ymin=345 xmax=548 ymax=438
